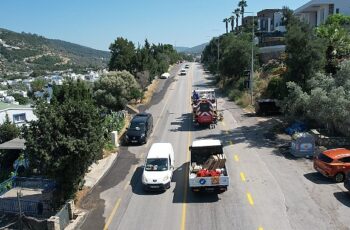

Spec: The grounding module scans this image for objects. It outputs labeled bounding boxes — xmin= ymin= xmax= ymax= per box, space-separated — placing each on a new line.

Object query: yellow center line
xmin=240 ymin=172 xmax=246 ymax=182
xmin=247 ymin=192 xmax=254 ymax=206
xmin=103 ymin=198 xmax=121 ymax=230
xmin=123 ymin=181 xmax=130 ymax=190
xmin=181 ymin=64 xmax=193 ymax=230
xmin=234 ymin=155 xmax=239 ymax=162
xmin=258 ymin=227 xmax=264 ymax=230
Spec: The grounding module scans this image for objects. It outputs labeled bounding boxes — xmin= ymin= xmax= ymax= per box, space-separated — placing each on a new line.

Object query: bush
xmin=237 ymin=92 xmax=251 ymax=107
xmin=228 ymin=89 xmax=242 ymax=101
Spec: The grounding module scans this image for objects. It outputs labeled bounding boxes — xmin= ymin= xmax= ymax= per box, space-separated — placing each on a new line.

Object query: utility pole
xmin=217 ymin=37 xmax=220 ymax=73
xmin=250 ymin=15 xmax=254 ymax=105
xmin=17 ymin=189 xmax=23 ymax=230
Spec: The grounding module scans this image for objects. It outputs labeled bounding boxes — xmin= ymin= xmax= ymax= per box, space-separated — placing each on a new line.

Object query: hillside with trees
xmin=0 ymin=28 xmax=110 ymax=77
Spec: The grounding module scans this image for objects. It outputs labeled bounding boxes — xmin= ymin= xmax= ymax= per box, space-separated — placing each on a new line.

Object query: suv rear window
xmin=318 ymin=153 xmax=333 ymax=163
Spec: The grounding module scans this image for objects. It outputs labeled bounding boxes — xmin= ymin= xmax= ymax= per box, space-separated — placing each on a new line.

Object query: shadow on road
xmin=333 ymin=192 xmax=350 ymax=207
xmin=130 ymin=166 xmax=166 ymax=196
xmin=172 ymin=162 xmax=219 ymax=204
xmin=304 ymin=172 xmax=335 ymax=184
xmin=80 ymin=149 xmax=139 ymax=229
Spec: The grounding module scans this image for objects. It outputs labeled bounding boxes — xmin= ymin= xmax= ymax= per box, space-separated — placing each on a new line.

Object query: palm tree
xmin=238 ymin=0 xmax=248 ymax=27
xmin=223 ymin=18 xmax=229 ymax=34
xmin=234 ymin=8 xmax=240 ymax=31
xmin=230 ymin=15 xmax=235 ymax=32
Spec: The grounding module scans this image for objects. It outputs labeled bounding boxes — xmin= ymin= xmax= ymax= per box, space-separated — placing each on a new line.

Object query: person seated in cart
xmin=192 ymin=90 xmax=199 ymax=101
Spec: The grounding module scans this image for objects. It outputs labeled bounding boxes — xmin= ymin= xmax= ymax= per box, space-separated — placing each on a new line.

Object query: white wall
xmin=0 ymin=108 xmax=37 ymax=126
xmin=335 ymin=0 xmax=350 ymax=15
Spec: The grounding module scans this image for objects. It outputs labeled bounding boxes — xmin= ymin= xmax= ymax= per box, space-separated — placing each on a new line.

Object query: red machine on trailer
xmin=192 ymin=89 xmax=218 ymax=127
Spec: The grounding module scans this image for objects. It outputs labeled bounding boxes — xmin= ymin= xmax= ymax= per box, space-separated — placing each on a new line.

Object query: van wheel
xmin=334 ymin=173 xmax=345 ymax=183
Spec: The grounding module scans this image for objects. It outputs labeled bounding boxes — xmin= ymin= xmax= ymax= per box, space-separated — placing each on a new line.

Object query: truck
xmin=191 ymin=89 xmax=218 ymax=127
xmin=188 ymin=139 xmax=229 ymax=193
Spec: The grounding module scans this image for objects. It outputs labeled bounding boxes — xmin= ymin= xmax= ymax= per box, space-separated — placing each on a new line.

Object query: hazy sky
xmin=0 ymin=0 xmax=307 ymax=51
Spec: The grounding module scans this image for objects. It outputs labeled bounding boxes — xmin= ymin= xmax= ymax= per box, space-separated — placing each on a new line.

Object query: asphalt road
xmin=79 ymin=63 xmax=350 ymax=230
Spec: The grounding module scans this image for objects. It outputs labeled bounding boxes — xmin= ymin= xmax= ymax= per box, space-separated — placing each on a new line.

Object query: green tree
xmin=281 ymin=6 xmax=296 ymax=27
xmin=108 ymin=37 xmax=136 ymax=73
xmin=316 ymin=15 xmax=350 ymax=74
xmin=284 ymin=19 xmax=326 ymax=89
xmin=11 ymin=93 xmax=30 ymax=105
xmin=31 ymin=78 xmax=47 ymax=92
xmin=94 ymin=71 xmax=142 ymax=111
xmin=219 ymin=34 xmax=253 ymax=78
xmin=223 ymin=18 xmax=229 ymax=34
xmin=234 ymin=9 xmax=240 ymax=31
xmin=0 ymin=114 xmax=20 ymax=144
xmin=238 ymin=0 xmax=247 ymax=27
xmin=23 ymin=80 xmax=105 ymax=202
xmin=230 ymin=15 xmax=235 ymax=32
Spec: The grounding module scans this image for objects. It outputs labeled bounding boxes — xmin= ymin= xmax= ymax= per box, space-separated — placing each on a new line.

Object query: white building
xmin=274 ymin=12 xmax=286 ymax=32
xmin=0 ymin=102 xmax=36 ymax=126
xmin=294 ymin=0 xmax=350 ymax=27
xmin=34 ymin=84 xmax=53 ymax=103
xmin=51 ymin=75 xmax=63 ymax=85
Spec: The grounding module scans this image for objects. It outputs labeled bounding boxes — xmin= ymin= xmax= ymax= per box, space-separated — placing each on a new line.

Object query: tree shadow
xmin=333 ymin=192 xmax=350 ymax=207
xmin=172 ymin=162 xmax=219 ymax=204
xmin=169 ymin=113 xmax=209 ymax=132
xmin=304 ymin=172 xmax=335 ymax=185
xmin=198 ymin=117 xmax=294 ymax=152
xmin=130 ymin=166 xmax=165 ymax=196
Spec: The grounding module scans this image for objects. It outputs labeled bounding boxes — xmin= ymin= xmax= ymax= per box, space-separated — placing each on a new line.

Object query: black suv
xmin=124 ymin=113 xmax=153 ymax=145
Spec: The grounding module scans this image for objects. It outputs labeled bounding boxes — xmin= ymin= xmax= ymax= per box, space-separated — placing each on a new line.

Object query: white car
xmin=179 ymin=69 xmax=187 ymax=76
xmin=160 ymin=72 xmax=170 ymax=79
xmin=142 ymin=143 xmax=175 ymax=191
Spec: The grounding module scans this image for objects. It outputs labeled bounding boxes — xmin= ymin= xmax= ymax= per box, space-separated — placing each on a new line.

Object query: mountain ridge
xmin=0 ymin=28 xmax=110 ymax=76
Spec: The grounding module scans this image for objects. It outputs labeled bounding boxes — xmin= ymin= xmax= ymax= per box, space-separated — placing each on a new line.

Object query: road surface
xmin=79 ymin=63 xmax=350 ymax=230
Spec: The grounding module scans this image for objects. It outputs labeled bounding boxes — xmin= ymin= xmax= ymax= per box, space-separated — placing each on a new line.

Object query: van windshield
xmin=145 ymin=158 xmax=168 ymax=171
xmin=129 ymin=122 xmax=146 ymax=131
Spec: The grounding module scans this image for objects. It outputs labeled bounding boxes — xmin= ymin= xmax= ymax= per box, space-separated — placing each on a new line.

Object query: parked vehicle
xmin=188 ymin=139 xmax=229 ymax=193
xmin=124 ymin=112 xmax=153 ymax=145
xmin=179 ymin=69 xmax=186 ymax=76
xmin=142 ymin=143 xmax=175 ymax=191
xmin=160 ymin=72 xmax=170 ymax=79
xmin=314 ymin=148 xmax=350 ymax=182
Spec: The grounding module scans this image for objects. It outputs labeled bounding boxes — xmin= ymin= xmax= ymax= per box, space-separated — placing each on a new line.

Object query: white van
xmin=160 ymin=72 xmax=170 ymax=79
xmin=142 ymin=143 xmax=175 ymax=191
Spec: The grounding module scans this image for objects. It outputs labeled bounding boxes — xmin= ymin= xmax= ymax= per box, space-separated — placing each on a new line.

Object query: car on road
xmin=124 ymin=112 xmax=153 ymax=145
xmin=185 ymin=64 xmax=190 ymax=69
xmin=179 ymin=69 xmax=186 ymax=76
xmin=314 ymin=148 xmax=350 ymax=182
xmin=142 ymin=143 xmax=175 ymax=191
xmin=160 ymin=72 xmax=170 ymax=79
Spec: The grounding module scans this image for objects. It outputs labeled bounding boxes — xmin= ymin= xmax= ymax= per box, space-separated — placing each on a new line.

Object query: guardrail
xmin=0 ymin=177 xmax=14 ymax=196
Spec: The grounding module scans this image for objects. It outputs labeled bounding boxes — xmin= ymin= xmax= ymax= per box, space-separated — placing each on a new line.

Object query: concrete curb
xmin=84 ymin=152 xmax=118 ymax=188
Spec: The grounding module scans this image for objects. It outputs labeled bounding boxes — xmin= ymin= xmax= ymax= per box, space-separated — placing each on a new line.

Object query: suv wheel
xmin=334 ymin=173 xmax=345 ymax=183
